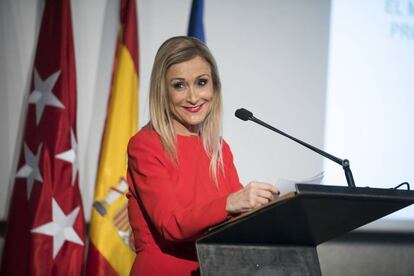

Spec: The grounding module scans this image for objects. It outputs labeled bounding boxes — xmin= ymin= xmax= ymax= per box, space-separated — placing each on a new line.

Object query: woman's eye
xmin=173 ymin=82 xmax=185 ymax=90
xmin=198 ymin=79 xmax=208 ymax=86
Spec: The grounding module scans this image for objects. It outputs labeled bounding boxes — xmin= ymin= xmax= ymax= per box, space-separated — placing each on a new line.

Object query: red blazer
xmin=127 ymin=127 xmax=243 ymax=275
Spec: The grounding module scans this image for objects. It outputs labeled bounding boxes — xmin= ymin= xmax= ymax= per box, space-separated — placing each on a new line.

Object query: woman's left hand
xmin=225 ymin=181 xmax=280 ymax=214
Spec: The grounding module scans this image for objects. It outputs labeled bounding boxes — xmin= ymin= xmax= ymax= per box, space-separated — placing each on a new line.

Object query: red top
xmin=127 ymin=127 xmax=243 ymax=275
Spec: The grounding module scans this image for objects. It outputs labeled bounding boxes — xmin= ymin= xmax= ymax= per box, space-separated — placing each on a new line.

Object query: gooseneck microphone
xmin=235 ymin=108 xmax=356 ymax=188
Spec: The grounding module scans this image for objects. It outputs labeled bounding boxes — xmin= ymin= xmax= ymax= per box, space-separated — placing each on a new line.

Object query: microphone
xmin=235 ymin=108 xmax=356 ymax=188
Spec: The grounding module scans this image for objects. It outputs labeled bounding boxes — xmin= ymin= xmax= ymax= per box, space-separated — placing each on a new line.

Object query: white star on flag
xmin=16 ymin=143 xmax=43 ymax=199
xmin=28 ymin=69 xmax=64 ymax=125
xmin=31 ymin=198 xmax=84 ymax=259
xmin=55 ymin=129 xmax=78 ymax=185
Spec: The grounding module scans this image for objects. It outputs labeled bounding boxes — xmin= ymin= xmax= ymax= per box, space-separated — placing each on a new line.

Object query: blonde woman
xmin=127 ymin=36 xmax=278 ymax=275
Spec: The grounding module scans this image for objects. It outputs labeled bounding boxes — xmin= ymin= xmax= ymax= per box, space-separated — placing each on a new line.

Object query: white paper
xmin=275 ymin=171 xmax=325 ymax=195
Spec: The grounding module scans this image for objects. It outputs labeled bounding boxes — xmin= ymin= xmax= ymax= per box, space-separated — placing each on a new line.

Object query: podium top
xmin=197 ymin=184 xmax=414 ymax=246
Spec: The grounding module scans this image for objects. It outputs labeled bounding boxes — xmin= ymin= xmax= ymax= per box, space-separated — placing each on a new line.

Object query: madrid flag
xmin=0 ymin=0 xmax=86 ymax=275
xmin=86 ymin=0 xmax=139 ymax=275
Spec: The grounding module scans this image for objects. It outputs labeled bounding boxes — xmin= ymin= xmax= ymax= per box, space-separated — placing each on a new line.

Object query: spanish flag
xmin=86 ymin=0 xmax=138 ymax=275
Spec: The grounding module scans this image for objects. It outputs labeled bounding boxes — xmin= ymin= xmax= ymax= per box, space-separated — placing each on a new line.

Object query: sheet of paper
xmin=274 ymin=171 xmax=325 ymax=195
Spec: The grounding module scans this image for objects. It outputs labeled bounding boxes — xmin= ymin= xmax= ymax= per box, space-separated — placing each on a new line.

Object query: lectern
xmin=196 ymin=184 xmax=414 ymax=276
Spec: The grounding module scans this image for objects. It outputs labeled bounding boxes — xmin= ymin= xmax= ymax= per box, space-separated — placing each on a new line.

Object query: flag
xmin=187 ymin=0 xmax=206 ymax=42
xmin=0 ymin=0 xmax=85 ymax=275
xmin=86 ymin=0 xmax=139 ymax=274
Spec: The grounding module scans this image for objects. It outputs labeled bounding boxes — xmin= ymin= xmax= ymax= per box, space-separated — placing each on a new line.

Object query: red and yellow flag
xmin=86 ymin=0 xmax=139 ymax=275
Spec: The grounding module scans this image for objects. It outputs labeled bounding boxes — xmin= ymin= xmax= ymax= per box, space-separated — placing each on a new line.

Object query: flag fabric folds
xmin=86 ymin=0 xmax=139 ymax=275
xmin=187 ymin=0 xmax=206 ymax=42
xmin=0 ymin=0 xmax=86 ymax=275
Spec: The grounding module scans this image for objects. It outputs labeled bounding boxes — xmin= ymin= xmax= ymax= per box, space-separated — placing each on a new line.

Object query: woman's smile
xmin=183 ymin=103 xmax=205 ymax=113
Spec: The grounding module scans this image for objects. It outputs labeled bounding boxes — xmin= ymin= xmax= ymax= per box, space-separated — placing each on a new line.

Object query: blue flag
xmin=187 ymin=0 xmax=205 ymax=42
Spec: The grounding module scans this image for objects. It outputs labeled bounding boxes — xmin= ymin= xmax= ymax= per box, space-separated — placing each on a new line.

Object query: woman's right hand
xmin=225 ymin=181 xmax=279 ymax=214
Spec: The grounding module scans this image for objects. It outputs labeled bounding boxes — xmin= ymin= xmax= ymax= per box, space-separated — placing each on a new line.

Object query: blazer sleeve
xmin=127 ymin=132 xmax=229 ymax=242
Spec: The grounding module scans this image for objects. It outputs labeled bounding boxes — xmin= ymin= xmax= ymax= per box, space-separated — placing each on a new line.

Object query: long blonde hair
xmin=148 ymin=36 xmax=223 ymax=182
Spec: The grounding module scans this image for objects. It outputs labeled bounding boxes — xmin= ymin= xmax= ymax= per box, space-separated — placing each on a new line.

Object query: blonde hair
xmin=148 ymin=36 xmax=223 ymax=182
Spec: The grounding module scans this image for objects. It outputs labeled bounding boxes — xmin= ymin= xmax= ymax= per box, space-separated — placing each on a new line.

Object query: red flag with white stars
xmin=1 ymin=0 xmax=85 ymax=275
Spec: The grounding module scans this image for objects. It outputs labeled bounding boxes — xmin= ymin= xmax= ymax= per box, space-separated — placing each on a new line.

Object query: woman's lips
xmin=184 ymin=104 xmax=204 ymax=113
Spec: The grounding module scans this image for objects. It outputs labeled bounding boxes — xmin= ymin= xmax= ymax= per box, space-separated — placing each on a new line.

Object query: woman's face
xmin=166 ymin=56 xmax=214 ymax=135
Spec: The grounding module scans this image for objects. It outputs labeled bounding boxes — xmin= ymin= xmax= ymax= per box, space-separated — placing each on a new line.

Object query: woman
xmin=127 ymin=36 xmax=278 ymax=275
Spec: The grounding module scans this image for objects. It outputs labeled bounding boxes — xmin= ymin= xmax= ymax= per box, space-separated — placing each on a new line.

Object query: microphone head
xmin=235 ymin=108 xmax=253 ymax=121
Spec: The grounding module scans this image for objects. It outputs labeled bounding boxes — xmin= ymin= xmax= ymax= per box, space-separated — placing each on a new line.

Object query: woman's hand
xmin=225 ymin=181 xmax=280 ymax=214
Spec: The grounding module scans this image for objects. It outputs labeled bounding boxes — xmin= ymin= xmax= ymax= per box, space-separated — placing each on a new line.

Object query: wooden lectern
xmin=196 ymin=184 xmax=414 ymax=276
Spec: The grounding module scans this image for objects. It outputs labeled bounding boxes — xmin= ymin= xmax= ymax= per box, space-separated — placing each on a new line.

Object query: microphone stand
xmin=243 ymin=112 xmax=356 ymax=188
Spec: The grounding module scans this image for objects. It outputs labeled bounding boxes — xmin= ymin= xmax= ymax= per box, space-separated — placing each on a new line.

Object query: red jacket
xmin=127 ymin=127 xmax=242 ymax=275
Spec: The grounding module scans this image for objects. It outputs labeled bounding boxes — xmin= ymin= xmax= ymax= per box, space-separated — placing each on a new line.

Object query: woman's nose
xmin=187 ymin=86 xmax=199 ymax=104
